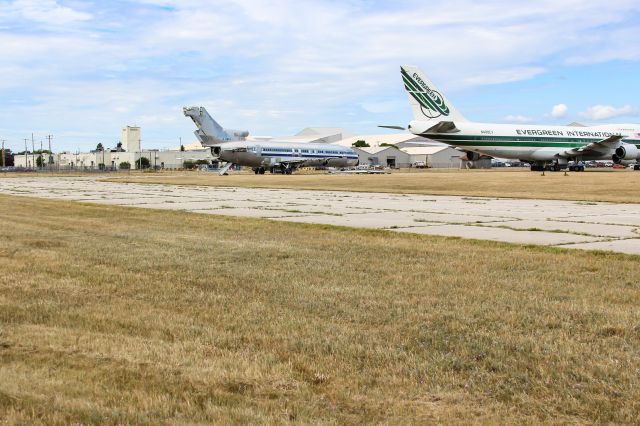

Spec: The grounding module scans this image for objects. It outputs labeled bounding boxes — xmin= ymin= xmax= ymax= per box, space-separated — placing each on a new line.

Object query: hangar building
xmin=353 ymin=145 xmax=463 ymax=168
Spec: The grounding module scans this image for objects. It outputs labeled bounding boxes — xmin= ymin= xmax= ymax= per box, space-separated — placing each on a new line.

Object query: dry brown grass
xmin=105 ymin=168 xmax=640 ymax=204
xmin=1 ymin=195 xmax=640 ymax=424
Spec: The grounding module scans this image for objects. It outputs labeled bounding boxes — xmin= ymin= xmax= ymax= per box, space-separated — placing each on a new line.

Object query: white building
xmin=401 ymin=146 xmax=463 ymax=168
xmin=354 ymin=146 xmax=411 ymax=168
xmin=15 ymin=148 xmax=214 ymax=170
xmin=122 ymin=126 xmax=141 ymax=152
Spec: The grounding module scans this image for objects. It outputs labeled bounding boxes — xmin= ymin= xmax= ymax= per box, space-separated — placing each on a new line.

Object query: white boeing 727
xmin=396 ymin=65 xmax=640 ymax=171
xmin=184 ymin=106 xmax=358 ymax=174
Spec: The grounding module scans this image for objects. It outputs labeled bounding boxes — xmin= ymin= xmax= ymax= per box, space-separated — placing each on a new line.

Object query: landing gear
xmin=280 ymin=165 xmax=293 ymax=175
xmin=253 ymin=167 xmax=266 ymax=174
xmin=530 ymin=163 xmax=545 ymax=172
xmin=634 ymin=164 xmax=640 ymax=171
xmin=531 ymin=162 xmax=569 ymax=172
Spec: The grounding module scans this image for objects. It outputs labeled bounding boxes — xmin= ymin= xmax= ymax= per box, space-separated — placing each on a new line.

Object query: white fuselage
xmin=216 ymin=141 xmax=359 ymax=169
xmin=409 ymin=120 xmax=640 ymax=162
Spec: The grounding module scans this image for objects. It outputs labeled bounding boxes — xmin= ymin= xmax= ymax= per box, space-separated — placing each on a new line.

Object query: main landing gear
xmin=253 ymin=166 xmax=266 ymax=174
xmin=530 ymin=162 xmax=575 ymax=172
xmin=530 ymin=162 xmax=561 ymax=171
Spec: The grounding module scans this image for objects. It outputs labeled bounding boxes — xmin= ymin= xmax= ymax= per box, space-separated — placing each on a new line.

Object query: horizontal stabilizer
xmin=378 ymin=125 xmax=406 ymax=131
xmin=426 ymin=121 xmax=460 ymax=133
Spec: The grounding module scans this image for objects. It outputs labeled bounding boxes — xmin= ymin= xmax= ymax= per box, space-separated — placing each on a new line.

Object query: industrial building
xmin=13 ymin=126 xmax=215 ymax=170
xmin=353 ymin=145 xmax=464 ymax=168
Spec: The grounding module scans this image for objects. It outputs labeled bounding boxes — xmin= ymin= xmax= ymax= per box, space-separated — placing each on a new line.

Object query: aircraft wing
xmin=281 ymin=158 xmax=308 ymax=165
xmin=564 ymin=135 xmax=623 ymax=156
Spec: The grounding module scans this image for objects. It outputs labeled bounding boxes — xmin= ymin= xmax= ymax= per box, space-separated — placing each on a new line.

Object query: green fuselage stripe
xmin=423 ymin=133 xmax=640 ymax=149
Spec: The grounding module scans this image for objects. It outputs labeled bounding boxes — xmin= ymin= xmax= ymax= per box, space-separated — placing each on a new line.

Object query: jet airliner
xmin=183 ymin=106 xmax=358 ymax=174
xmin=398 ymin=65 xmax=640 ymax=171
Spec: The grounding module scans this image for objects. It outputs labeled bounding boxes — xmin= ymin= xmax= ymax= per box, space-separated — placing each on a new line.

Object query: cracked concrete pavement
xmin=1 ymin=176 xmax=640 ymax=255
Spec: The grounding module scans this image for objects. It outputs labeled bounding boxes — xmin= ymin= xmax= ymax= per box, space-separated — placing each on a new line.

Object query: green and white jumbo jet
xmin=395 ymin=65 xmax=640 ymax=171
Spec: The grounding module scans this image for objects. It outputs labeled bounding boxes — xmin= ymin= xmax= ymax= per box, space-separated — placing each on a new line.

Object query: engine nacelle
xmin=211 ymin=146 xmax=222 ymax=155
xmin=226 ymin=129 xmax=250 ymax=140
xmin=465 ymin=151 xmax=481 ymax=161
xmin=613 ymin=143 xmax=639 ymax=163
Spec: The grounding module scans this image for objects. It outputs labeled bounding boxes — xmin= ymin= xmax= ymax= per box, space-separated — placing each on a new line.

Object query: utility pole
xmin=47 ymin=134 xmax=53 ymax=170
xmin=31 ymin=133 xmax=35 ymax=169
xmin=1 ymin=139 xmax=5 ymax=168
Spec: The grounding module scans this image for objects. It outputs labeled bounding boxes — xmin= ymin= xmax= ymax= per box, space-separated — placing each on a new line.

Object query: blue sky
xmin=1 ymin=0 xmax=639 ymax=152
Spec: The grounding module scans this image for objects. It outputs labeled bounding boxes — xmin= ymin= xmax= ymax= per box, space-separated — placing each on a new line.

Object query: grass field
xmin=1 ymin=195 xmax=640 ymax=424
xmin=106 ymin=168 xmax=640 ymax=204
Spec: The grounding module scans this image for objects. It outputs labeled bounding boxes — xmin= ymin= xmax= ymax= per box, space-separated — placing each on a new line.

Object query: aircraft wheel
xmin=253 ymin=168 xmax=259 ymax=175
xmin=259 ymin=167 xmax=266 ymax=175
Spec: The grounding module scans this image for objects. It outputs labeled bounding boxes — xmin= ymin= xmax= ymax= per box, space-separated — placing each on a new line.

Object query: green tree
xmin=119 ymin=161 xmax=130 ymax=170
xmin=96 ymin=143 xmax=104 ymax=151
xmin=137 ymin=157 xmax=151 ymax=169
xmin=182 ymin=160 xmax=196 ymax=170
xmin=352 ymin=140 xmax=370 ymax=148
xmin=180 ymin=144 xmax=185 ymax=152
xmin=36 ymin=155 xmax=44 ymax=168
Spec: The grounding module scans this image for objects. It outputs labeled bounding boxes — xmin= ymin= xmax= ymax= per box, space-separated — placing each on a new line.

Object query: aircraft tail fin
xmin=400 ymin=65 xmax=467 ymax=123
xmin=183 ymin=106 xmax=231 ymax=145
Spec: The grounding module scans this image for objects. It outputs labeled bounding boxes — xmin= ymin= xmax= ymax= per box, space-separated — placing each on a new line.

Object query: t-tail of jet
xmin=183 ymin=106 xmax=249 ymax=146
xmin=401 ymin=65 xmax=467 ymax=124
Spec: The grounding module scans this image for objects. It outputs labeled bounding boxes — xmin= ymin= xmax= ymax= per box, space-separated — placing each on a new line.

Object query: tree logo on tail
xmin=401 ymin=67 xmax=450 ymax=119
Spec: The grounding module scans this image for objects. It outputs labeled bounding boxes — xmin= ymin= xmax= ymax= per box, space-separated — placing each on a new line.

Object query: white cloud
xmin=504 ymin=115 xmax=534 ymax=124
xmin=580 ymin=105 xmax=637 ymax=120
xmin=551 ymin=104 xmax=568 ymax=118
xmin=1 ymin=0 xmax=92 ymax=25
xmin=462 ymin=67 xmax=546 ymax=87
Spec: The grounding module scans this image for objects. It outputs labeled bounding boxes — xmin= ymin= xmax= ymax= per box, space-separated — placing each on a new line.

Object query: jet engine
xmin=612 ymin=143 xmax=639 ymax=163
xmin=226 ymin=129 xmax=250 ymax=140
xmin=465 ymin=151 xmax=481 ymax=161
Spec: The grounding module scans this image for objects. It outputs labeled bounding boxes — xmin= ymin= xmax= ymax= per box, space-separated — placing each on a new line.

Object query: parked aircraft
xmin=395 ymin=65 xmax=640 ymax=171
xmin=212 ymin=141 xmax=359 ymax=175
xmin=184 ymin=106 xmax=358 ymax=175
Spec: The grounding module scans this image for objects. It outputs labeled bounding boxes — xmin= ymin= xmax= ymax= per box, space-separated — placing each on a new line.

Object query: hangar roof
xmin=333 ymin=133 xmax=426 ymax=148
xmin=354 ymin=145 xmax=401 ymax=154
xmin=401 ymin=146 xmax=457 ymax=155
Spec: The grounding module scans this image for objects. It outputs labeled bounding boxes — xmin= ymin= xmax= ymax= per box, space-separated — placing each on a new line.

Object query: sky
xmin=1 ymin=0 xmax=639 ymax=152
